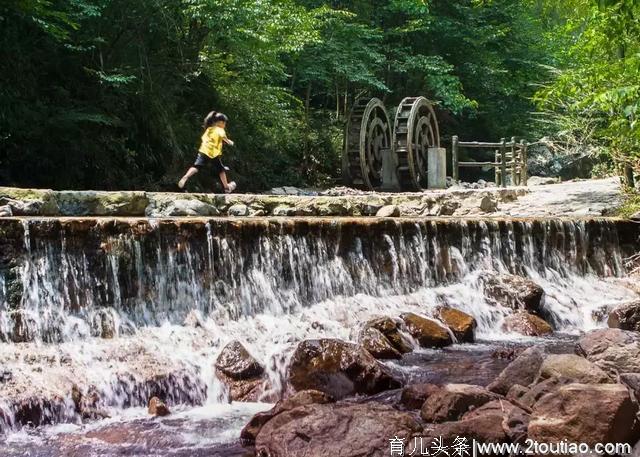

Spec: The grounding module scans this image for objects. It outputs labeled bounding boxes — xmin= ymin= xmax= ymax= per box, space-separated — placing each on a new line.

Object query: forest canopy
xmin=1 ymin=0 xmax=638 ymax=191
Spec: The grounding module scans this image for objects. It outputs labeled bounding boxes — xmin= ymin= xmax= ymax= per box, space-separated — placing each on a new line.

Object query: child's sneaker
xmin=225 ymin=181 xmax=237 ymax=193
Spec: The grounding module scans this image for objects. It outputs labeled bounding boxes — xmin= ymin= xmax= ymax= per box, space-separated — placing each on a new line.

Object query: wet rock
xmin=215 ymin=341 xmax=264 ymax=380
xmin=254 ymin=402 xmax=421 ymax=457
xmin=359 ymin=327 xmax=401 ymax=360
xmin=365 ymin=316 xmax=413 ymax=354
xmin=215 ymin=341 xmax=266 ymax=402
xmin=420 ymin=384 xmax=498 ymax=423
xmin=227 ymin=204 xmax=249 ymax=217
xmin=10 ymin=310 xmax=38 ymax=343
xmin=487 ymin=346 xmax=545 ymax=395
xmin=148 ymin=396 xmax=171 ymax=416
xmin=241 ymin=389 xmax=334 ymax=444
xmin=287 ymin=339 xmax=401 ymax=399
xmin=528 ymin=383 xmax=639 ymax=445
xmin=576 ymin=328 xmax=640 ymax=375
xmin=72 ymin=385 xmax=110 ymax=420
xmin=608 ymin=300 xmax=640 ymax=331
xmin=491 ymin=346 xmax=525 ymax=360
xmin=418 ymin=400 xmax=528 ymax=447
xmin=538 ymin=354 xmax=612 ymax=384
xmin=502 ymin=312 xmax=552 ymax=336
xmin=55 ymin=190 xmax=149 ymax=216
xmin=437 ymin=200 xmax=460 ymax=216
xmin=360 ymin=198 xmax=387 ymax=216
xmin=376 ymin=205 xmax=399 ymax=217
xmin=400 ymin=383 xmax=441 ymax=410
xmin=436 ymin=307 xmax=476 ymax=343
xmin=479 ymin=195 xmax=498 ymax=213
xmin=91 ymin=307 xmax=118 ymax=339
xmin=401 ymin=312 xmax=452 ymax=348
xmin=517 ymin=376 xmax=572 ymax=409
xmin=480 ymin=273 xmax=545 ymax=316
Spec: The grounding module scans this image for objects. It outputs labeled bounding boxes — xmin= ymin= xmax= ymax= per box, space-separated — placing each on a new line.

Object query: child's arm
xmin=223 ymin=138 xmax=234 ymax=146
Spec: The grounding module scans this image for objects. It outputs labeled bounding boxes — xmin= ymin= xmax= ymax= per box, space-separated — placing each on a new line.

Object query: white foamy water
xmin=0 ymin=217 xmax=637 ymax=440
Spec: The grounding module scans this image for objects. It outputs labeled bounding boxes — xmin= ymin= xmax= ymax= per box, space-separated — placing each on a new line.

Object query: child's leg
xmin=218 ymin=170 xmax=229 ymax=190
xmin=178 ymin=167 xmax=198 ymax=189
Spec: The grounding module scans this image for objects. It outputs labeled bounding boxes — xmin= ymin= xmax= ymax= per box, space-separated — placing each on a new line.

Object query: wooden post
xmin=494 ymin=150 xmax=500 ymax=185
xmin=452 ymin=135 xmax=459 ymax=182
xmin=520 ymin=140 xmax=528 ymax=186
xmin=510 ymin=137 xmax=517 ymax=185
xmin=500 ymin=138 xmax=507 ymax=188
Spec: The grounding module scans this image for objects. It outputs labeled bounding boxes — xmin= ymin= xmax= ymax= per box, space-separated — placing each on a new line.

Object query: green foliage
xmin=0 ymin=0 xmax=580 ymax=190
xmin=534 ymin=0 xmax=640 ymax=174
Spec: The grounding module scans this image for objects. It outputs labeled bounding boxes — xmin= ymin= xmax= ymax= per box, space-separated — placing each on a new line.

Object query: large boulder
xmin=512 ymin=376 xmax=573 ymax=409
xmin=538 ymin=354 xmax=612 ymax=384
xmin=528 ymin=383 xmax=639 ymax=445
xmin=608 ymin=300 xmax=640 ymax=332
xmin=480 ymin=273 xmax=545 ymax=316
xmin=254 ymin=402 xmax=421 ymax=457
xmin=401 ymin=313 xmax=453 ymax=348
xmin=241 ymin=390 xmax=333 ymax=444
xmin=420 ymin=384 xmax=498 ymax=423
xmin=215 ymin=341 xmax=265 ymax=402
xmin=415 ymin=400 xmax=529 ymax=448
xmin=502 ymin=312 xmax=552 ymax=336
xmin=436 ymin=307 xmax=476 ymax=343
xmin=359 ymin=327 xmax=402 ymax=360
xmin=287 ymin=339 xmax=401 ymax=399
xmin=576 ymin=328 xmax=640 ymax=376
xmin=365 ymin=316 xmax=413 ymax=354
xmin=487 ymin=347 xmax=545 ymax=395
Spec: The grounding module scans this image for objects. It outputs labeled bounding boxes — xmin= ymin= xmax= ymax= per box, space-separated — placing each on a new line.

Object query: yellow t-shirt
xmin=199 ymin=126 xmax=226 ymax=158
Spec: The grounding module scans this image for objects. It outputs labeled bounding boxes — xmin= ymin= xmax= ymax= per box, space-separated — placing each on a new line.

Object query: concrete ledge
xmin=0 ymin=186 xmax=528 ymax=218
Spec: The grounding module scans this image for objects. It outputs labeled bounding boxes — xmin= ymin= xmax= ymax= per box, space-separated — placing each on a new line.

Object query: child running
xmin=178 ymin=111 xmax=237 ymax=193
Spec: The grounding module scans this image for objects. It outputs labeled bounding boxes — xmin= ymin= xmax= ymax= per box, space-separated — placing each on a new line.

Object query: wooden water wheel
xmin=342 ymin=98 xmax=393 ymax=190
xmin=392 ymin=96 xmax=440 ymax=191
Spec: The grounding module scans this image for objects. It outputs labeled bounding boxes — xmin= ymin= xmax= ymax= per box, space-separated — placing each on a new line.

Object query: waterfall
xmin=0 ymin=218 xmax=634 ymax=343
xmin=0 ymin=216 xmax=637 ymax=432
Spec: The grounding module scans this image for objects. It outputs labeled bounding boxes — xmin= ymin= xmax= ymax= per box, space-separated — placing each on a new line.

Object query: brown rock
xmin=506 ymin=384 xmax=529 ymax=402
xmin=359 ymin=327 xmax=402 ymax=360
xmin=420 ymin=384 xmax=497 ymax=423
xmin=436 ymin=307 xmax=476 ymax=343
xmin=148 ymin=397 xmax=170 ymax=416
xmin=528 ymin=383 xmax=639 ymax=445
xmin=417 ymin=400 xmax=529 ymax=448
xmin=538 ymin=354 xmax=612 ymax=384
xmin=366 ymin=316 xmax=413 ymax=353
xmin=10 ymin=310 xmax=37 ymax=343
xmin=487 ymin=346 xmax=545 ymax=395
xmin=401 ymin=312 xmax=452 ymax=348
xmin=255 ymin=402 xmax=421 ymax=457
xmin=480 ymin=273 xmax=545 ymax=315
xmin=517 ymin=376 xmax=572 ymax=409
xmin=241 ymin=390 xmax=333 ymax=444
xmin=502 ymin=312 xmax=552 ymax=336
xmin=215 ymin=341 xmax=266 ymax=402
xmin=608 ymin=300 xmax=640 ymax=332
xmin=287 ymin=339 xmax=401 ymax=400
xmin=215 ymin=340 xmax=263 ymax=380
xmin=400 ymin=383 xmax=441 ymax=410
xmin=576 ymin=328 xmax=640 ymax=375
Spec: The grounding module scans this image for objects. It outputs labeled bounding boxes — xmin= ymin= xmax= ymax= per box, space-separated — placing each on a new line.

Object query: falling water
xmin=0 ymin=216 xmax=637 ymax=436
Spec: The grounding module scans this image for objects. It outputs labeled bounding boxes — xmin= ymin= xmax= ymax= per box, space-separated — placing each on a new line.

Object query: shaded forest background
xmin=1 ymin=0 xmax=638 ymax=191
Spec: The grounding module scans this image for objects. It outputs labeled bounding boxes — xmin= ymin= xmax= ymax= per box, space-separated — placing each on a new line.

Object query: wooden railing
xmin=451 ymin=136 xmax=528 ymax=187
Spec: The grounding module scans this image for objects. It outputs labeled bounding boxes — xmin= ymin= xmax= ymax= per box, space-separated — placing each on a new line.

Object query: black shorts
xmin=194 ymin=153 xmax=226 ymax=174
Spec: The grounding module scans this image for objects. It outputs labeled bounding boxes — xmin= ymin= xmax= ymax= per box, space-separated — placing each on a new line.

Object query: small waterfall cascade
xmin=0 ymin=216 xmax=638 ymax=432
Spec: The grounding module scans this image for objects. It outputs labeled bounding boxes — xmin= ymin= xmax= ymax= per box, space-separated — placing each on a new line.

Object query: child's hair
xmin=203 ymin=111 xmax=229 ymax=128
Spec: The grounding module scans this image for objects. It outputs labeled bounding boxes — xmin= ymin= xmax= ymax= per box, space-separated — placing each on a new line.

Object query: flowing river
xmin=0 ymin=216 xmax=638 ymax=456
